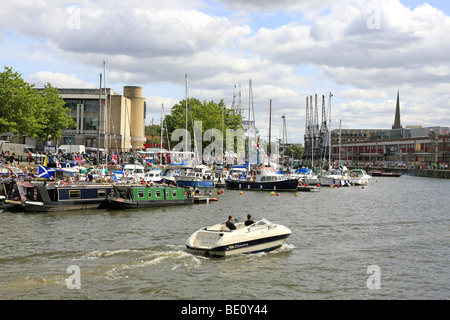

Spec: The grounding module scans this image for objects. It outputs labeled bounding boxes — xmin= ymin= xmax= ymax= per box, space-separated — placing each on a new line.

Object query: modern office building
xmin=51 ymin=86 xmax=146 ymax=152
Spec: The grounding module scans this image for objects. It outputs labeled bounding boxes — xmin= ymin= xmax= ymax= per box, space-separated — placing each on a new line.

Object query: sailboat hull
xmin=225 ymin=179 xmax=298 ymax=191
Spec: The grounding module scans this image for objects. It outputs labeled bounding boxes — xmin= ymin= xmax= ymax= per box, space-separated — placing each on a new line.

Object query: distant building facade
xmin=331 ymin=126 xmax=449 ymax=163
xmin=329 ymin=91 xmax=449 ymax=163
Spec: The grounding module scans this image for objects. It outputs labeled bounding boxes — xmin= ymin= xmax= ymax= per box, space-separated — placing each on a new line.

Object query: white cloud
xmin=27 ymin=71 xmax=96 ymax=88
xmin=1 ymin=0 xmax=449 ymax=143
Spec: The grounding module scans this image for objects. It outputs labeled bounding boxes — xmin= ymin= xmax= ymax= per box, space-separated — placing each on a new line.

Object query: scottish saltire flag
xmin=74 ymin=155 xmax=86 ymax=166
xmin=38 ymin=165 xmax=55 ymax=179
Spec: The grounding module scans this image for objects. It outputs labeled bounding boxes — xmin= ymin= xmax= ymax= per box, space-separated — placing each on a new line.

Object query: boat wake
xmin=80 ymin=245 xmax=204 ymax=280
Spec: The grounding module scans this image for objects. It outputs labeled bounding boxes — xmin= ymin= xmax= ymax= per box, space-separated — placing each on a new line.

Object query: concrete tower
xmin=124 ymin=86 xmax=146 ymax=150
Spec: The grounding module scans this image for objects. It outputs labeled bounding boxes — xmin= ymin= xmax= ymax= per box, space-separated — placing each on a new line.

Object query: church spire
xmin=392 ymin=91 xmax=402 ymax=129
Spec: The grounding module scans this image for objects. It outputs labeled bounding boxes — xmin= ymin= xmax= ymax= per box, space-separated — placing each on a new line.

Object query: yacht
xmin=175 ymin=165 xmax=215 ymax=188
xmin=186 ymin=218 xmax=291 ymax=257
xmin=290 ymin=168 xmax=320 ymax=185
xmin=225 ymin=165 xmax=298 ymax=191
xmin=349 ymin=169 xmax=372 ymax=186
xmin=317 ymin=168 xmax=351 ymax=187
xmin=143 ymin=169 xmax=163 ymax=184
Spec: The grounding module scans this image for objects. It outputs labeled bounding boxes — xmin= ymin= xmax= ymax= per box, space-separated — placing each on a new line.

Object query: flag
xmin=43 ymin=155 xmax=48 ymax=167
xmin=74 ymin=155 xmax=86 ymax=166
xmin=111 ymin=153 xmax=118 ymax=165
xmin=38 ymin=165 xmax=55 ymax=179
xmin=144 ymin=158 xmax=153 ymax=166
xmin=54 ymin=156 xmax=61 ymax=168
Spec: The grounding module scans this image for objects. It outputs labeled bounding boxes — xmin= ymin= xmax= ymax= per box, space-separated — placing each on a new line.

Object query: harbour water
xmin=0 ymin=175 xmax=448 ymax=301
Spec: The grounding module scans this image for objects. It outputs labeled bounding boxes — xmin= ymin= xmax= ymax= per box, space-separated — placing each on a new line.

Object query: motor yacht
xmin=225 ymin=165 xmax=298 ymax=191
xmin=186 ymin=218 xmax=291 ymax=257
xmin=290 ymin=168 xmax=320 ymax=185
xmin=349 ymin=169 xmax=372 ymax=186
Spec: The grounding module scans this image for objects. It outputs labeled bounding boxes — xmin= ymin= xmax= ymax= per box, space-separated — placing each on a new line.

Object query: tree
xmin=34 ymin=83 xmax=77 ymax=142
xmin=284 ymin=144 xmax=304 ymax=160
xmin=0 ymin=66 xmax=76 ymax=142
xmin=0 ymin=66 xmax=39 ymax=135
xmin=164 ymin=98 xmax=242 ymax=150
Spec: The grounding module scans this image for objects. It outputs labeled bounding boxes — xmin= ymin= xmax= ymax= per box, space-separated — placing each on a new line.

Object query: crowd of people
xmin=345 ymin=161 xmax=449 ymax=170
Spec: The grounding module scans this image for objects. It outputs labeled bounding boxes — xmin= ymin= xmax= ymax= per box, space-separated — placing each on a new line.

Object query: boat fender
xmin=66 ymin=163 xmax=70 ymax=168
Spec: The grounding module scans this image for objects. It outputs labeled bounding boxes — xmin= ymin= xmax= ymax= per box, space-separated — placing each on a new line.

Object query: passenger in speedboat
xmin=244 ymin=214 xmax=255 ymax=226
xmin=226 ymin=215 xmax=237 ymax=230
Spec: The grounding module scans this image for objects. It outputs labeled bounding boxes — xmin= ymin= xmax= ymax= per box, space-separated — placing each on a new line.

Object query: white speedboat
xmin=349 ymin=169 xmax=372 ymax=186
xmin=290 ymin=168 xmax=320 ymax=185
xmin=143 ymin=169 xmax=162 ymax=183
xmin=318 ymin=168 xmax=351 ymax=187
xmin=186 ymin=218 xmax=291 ymax=257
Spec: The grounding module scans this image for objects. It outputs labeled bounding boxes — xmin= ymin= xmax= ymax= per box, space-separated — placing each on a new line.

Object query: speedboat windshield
xmin=219 ymin=218 xmax=272 ymax=228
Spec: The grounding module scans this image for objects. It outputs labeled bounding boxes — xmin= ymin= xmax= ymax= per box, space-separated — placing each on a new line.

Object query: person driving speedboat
xmin=245 ymin=214 xmax=255 ymax=226
xmin=226 ymin=215 xmax=237 ymax=230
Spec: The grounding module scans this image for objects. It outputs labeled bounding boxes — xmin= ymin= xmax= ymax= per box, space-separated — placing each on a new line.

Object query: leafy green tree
xmin=283 ymin=144 xmax=304 ymax=159
xmin=0 ymin=66 xmax=76 ymax=142
xmin=0 ymin=66 xmax=40 ymax=135
xmin=34 ymin=83 xmax=76 ymax=142
xmin=164 ymin=98 xmax=242 ymax=150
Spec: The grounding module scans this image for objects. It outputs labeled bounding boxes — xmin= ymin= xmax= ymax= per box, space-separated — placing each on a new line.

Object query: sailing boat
xmin=225 ymin=96 xmax=298 ymax=192
xmin=175 ymin=74 xmax=215 ymax=188
xmin=317 ymin=96 xmax=351 ymax=186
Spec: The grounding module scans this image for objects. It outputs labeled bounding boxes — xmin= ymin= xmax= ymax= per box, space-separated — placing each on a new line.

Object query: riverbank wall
xmin=349 ymin=166 xmax=450 ymax=179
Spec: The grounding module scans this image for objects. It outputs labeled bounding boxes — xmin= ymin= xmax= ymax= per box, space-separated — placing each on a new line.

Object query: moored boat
xmin=98 ymin=184 xmax=194 ymax=209
xmin=290 ymin=168 xmax=320 ymax=185
xmin=317 ymin=168 xmax=351 ymax=187
xmin=0 ymin=179 xmax=113 ymax=212
xmin=175 ymin=165 xmax=215 ymax=188
xmin=186 ymin=218 xmax=291 ymax=257
xmin=349 ymin=169 xmax=372 ymax=185
xmin=368 ymin=170 xmax=401 ymax=177
xmin=225 ymin=165 xmax=298 ymax=191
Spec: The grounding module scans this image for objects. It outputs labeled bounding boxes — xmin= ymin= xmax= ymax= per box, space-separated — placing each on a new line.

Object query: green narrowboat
xmin=97 ymin=185 xmax=194 ymax=209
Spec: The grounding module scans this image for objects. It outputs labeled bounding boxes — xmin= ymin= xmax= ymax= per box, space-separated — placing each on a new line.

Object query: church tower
xmin=392 ymin=91 xmax=402 ymax=129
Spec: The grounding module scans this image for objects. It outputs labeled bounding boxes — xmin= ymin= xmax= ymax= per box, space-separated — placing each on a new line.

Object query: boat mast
xmin=97 ymin=73 xmax=102 ymax=165
xmin=185 ymin=74 xmax=189 ymax=163
xmin=103 ymin=61 xmax=108 ymax=157
xmin=268 ymin=99 xmax=272 ymax=158
xmin=328 ymin=92 xmax=333 ymax=168
xmin=339 ymin=119 xmax=342 ymax=166
xmin=161 ymin=103 xmax=164 ymax=159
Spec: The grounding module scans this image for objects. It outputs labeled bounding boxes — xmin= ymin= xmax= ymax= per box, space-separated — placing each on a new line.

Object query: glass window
xmin=69 ymin=190 xmax=81 ymax=198
xmin=148 ymin=190 xmax=152 ymax=198
xmin=84 ymin=99 xmax=99 ymax=111
xmin=155 ymin=190 xmax=161 ymax=198
xmin=172 ymin=190 xmax=177 ymax=197
xmin=84 ymin=117 xmax=98 ymax=131
xmin=98 ymin=189 xmax=106 ymax=198
xmin=138 ymin=190 xmax=144 ymax=198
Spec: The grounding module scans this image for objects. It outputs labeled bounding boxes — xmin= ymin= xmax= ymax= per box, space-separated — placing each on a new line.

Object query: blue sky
xmin=1 ymin=0 xmax=449 ymax=143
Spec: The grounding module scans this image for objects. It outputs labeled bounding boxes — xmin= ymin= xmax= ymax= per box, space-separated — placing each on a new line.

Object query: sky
xmin=1 ymin=0 xmax=449 ymax=143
